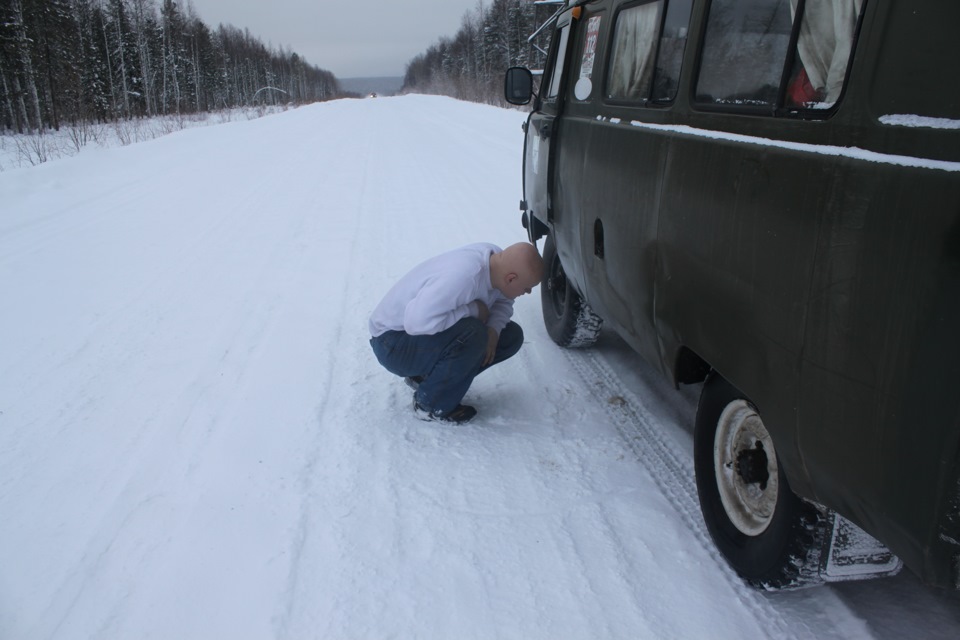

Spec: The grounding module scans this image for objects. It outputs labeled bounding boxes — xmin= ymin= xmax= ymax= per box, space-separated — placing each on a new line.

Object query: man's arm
xmin=486 ymin=297 xmax=514 ymax=334
xmin=402 ymin=272 xmax=480 ymax=335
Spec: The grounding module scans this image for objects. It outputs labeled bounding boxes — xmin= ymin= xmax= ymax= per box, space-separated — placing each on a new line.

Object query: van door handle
xmin=539 ymin=121 xmax=552 ymax=138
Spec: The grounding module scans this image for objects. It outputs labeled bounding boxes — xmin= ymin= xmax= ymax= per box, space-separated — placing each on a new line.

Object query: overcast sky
xmin=187 ymin=0 xmax=487 ymax=79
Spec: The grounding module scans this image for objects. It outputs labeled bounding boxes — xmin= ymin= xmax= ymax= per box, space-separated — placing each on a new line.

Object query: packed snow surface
xmin=1 ymin=95 xmax=958 ymax=639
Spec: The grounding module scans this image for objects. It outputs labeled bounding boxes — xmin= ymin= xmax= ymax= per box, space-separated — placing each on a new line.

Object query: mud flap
xmin=819 ymin=512 xmax=903 ymax=583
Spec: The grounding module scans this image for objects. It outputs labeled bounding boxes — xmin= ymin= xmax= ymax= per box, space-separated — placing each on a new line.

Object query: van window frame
xmin=603 ymin=0 xmax=667 ymax=107
xmin=539 ymin=12 xmax=577 ymax=112
xmin=601 ymin=0 xmax=695 ymax=108
xmin=691 ymin=0 xmax=868 ymax=119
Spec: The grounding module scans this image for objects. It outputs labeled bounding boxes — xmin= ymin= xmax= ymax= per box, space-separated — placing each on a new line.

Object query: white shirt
xmin=368 ymin=243 xmax=514 ymax=337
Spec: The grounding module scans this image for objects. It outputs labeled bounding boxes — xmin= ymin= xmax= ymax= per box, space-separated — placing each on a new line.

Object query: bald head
xmin=490 ymin=242 xmax=545 ymax=299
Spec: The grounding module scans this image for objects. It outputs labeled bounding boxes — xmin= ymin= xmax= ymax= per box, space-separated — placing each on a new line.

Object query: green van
xmin=505 ymin=0 xmax=959 ymax=589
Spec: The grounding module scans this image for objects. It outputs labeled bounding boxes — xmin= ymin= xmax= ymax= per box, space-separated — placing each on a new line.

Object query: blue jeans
xmin=370 ymin=317 xmax=524 ymax=415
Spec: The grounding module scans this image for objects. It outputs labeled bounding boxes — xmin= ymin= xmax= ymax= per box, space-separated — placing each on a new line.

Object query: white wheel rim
xmin=714 ymin=399 xmax=779 ymax=536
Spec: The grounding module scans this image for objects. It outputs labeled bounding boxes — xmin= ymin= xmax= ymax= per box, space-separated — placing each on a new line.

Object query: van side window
xmin=606 ymin=0 xmax=694 ymax=104
xmin=606 ymin=1 xmax=664 ymax=101
xmin=696 ymin=0 xmax=866 ymax=112
xmin=572 ymin=15 xmax=604 ymax=102
xmin=652 ymin=0 xmax=694 ymax=103
xmin=696 ymin=0 xmax=793 ymax=107
xmin=786 ymin=0 xmax=865 ymax=108
xmin=546 ymin=25 xmax=573 ymax=101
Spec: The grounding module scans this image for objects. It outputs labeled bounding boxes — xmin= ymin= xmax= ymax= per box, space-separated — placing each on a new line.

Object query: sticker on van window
xmin=575 ymin=16 xmax=602 ymax=100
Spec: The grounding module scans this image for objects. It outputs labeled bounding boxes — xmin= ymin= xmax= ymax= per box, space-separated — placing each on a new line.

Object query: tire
xmin=693 ymin=373 xmax=823 ymax=589
xmin=541 ymin=234 xmax=602 ymax=348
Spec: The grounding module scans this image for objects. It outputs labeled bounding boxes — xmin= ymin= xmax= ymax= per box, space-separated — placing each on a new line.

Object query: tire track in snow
xmin=273 ymin=117 xmax=380 ymax=639
xmin=564 ymin=348 xmax=818 ymax=640
xmin=272 ymin=97 xmax=532 ymax=637
xmin=18 ymin=169 xmax=320 ymax=640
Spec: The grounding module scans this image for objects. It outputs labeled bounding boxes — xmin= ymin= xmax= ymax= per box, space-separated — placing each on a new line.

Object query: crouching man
xmin=369 ymin=242 xmax=544 ymax=424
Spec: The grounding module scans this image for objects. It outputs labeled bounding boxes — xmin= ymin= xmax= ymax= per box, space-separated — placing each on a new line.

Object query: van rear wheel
xmin=694 ymin=373 xmax=823 ymax=589
xmin=541 ymin=235 xmax=602 ymax=348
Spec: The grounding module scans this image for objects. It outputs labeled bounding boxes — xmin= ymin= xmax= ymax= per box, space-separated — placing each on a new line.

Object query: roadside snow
xmin=0 ymin=106 xmax=290 ymax=172
xmin=1 ymin=95 xmax=958 ymax=639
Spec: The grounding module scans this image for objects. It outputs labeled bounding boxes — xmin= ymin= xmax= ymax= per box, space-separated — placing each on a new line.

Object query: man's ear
xmin=506 ymin=272 xmax=518 ymax=284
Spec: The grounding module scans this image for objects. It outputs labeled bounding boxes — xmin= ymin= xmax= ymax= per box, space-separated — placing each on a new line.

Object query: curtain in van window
xmin=607 ymin=1 xmax=663 ymax=101
xmin=789 ymin=0 xmax=864 ymax=105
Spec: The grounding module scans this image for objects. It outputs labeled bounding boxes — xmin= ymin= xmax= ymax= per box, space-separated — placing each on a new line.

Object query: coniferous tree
xmin=5 ymin=0 xmax=44 ymax=131
xmin=104 ymin=0 xmax=140 ymax=118
xmin=129 ymin=0 xmax=159 ymax=117
xmin=402 ymin=0 xmax=551 ymax=105
xmin=26 ymin=0 xmax=75 ymax=130
xmin=0 ymin=0 xmax=342 ymax=132
xmin=75 ymin=0 xmax=112 ymax=122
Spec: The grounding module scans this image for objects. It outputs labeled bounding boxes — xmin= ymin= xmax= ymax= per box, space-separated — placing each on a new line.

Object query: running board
xmin=819 ymin=512 xmax=903 ymax=583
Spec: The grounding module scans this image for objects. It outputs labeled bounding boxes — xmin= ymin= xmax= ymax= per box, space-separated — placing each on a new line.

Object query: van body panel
xmin=798 ymin=162 xmax=960 ymax=588
xmin=555 ymin=116 xmax=667 ymax=369
xmin=515 ymin=0 xmax=960 ymax=588
xmin=655 ymin=127 xmax=825 ymax=494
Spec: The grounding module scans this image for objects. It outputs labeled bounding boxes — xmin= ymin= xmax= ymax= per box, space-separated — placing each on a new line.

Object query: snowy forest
xmin=0 ymin=0 xmax=560 ymax=136
xmin=0 ymin=0 xmax=339 ymax=133
xmin=402 ymin=0 xmax=554 ymax=105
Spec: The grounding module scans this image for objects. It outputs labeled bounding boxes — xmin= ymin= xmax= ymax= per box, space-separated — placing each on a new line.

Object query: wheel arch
xmin=541 ymin=233 xmax=603 ymax=348
xmin=673 ymin=345 xmax=711 ymax=386
xmin=693 ymin=370 xmax=826 ymax=588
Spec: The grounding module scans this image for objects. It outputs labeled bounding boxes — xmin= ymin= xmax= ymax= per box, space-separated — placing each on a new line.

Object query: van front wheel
xmin=541 ymin=235 xmax=602 ymax=348
xmin=694 ymin=373 xmax=823 ymax=589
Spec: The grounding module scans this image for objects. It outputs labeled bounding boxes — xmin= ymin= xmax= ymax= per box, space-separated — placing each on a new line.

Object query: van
xmin=504 ymin=0 xmax=959 ymax=589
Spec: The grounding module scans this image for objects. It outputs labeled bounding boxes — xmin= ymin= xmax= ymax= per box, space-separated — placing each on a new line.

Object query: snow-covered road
xmin=1 ymin=95 xmax=957 ymax=639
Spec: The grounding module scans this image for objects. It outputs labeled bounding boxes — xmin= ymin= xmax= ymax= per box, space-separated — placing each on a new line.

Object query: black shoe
xmin=413 ymin=399 xmax=477 ymax=424
xmin=404 ymin=375 xmax=424 ymax=390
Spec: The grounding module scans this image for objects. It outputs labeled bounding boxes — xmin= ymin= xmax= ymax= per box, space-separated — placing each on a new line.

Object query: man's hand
xmin=475 ymin=300 xmax=490 ymax=324
xmin=483 ymin=327 xmax=498 ymax=366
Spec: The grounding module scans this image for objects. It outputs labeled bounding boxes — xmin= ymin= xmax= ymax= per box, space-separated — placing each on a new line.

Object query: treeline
xmin=0 ymin=0 xmax=339 ymax=133
xmin=403 ymin=0 xmax=553 ymax=105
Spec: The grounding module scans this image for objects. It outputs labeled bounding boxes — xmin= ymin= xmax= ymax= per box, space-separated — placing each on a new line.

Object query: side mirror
xmin=504 ymin=67 xmax=533 ymax=105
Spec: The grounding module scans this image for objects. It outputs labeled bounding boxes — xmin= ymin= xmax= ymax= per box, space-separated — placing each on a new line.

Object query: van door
xmin=524 ymin=10 xmax=577 ymax=237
